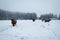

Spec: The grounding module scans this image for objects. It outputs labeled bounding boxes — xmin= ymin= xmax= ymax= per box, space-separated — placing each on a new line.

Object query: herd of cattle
xmin=11 ymin=18 xmax=51 ymax=26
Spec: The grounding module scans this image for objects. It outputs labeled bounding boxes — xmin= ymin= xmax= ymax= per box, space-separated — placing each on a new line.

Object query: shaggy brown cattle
xmin=11 ymin=19 xmax=17 ymax=26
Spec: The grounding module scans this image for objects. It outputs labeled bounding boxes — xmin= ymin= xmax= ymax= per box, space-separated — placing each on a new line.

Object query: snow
xmin=0 ymin=20 xmax=60 ymax=40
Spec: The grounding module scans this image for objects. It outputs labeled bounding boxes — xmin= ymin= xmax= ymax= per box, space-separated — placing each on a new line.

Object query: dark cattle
xmin=44 ymin=18 xmax=51 ymax=22
xmin=11 ymin=19 xmax=17 ymax=26
xmin=32 ymin=19 xmax=35 ymax=22
xmin=42 ymin=18 xmax=51 ymax=22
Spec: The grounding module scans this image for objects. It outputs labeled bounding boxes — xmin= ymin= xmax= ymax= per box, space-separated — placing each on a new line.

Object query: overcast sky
xmin=0 ymin=0 xmax=60 ymax=16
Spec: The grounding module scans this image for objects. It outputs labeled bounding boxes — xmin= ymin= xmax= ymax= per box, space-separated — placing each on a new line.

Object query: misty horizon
xmin=0 ymin=0 xmax=60 ymax=17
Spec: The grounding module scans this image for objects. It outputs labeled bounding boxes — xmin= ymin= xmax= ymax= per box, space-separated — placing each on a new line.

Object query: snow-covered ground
xmin=0 ymin=20 xmax=60 ymax=40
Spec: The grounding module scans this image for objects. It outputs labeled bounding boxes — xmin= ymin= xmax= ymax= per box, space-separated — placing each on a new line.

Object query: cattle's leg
xmin=12 ymin=24 xmax=15 ymax=26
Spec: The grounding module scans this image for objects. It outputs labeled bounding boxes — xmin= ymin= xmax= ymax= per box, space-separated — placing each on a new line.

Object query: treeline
xmin=0 ymin=9 xmax=60 ymax=20
xmin=39 ymin=13 xmax=59 ymax=20
xmin=0 ymin=9 xmax=37 ymax=20
xmin=58 ymin=15 xmax=60 ymax=20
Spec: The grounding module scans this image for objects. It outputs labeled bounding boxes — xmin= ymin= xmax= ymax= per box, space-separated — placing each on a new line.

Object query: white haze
xmin=0 ymin=0 xmax=60 ymax=17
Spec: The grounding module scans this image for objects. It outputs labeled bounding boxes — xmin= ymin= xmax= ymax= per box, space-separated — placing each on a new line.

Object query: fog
xmin=0 ymin=0 xmax=60 ymax=17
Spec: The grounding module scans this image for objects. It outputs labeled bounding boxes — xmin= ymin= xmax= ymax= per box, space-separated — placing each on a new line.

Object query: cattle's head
xmin=11 ymin=19 xmax=14 ymax=21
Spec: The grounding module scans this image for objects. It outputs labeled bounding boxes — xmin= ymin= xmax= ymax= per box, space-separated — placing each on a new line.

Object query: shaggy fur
xmin=11 ymin=19 xmax=17 ymax=26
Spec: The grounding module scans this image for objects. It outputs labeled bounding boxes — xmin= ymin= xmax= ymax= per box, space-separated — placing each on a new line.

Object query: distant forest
xmin=0 ymin=9 xmax=60 ymax=20
xmin=0 ymin=9 xmax=37 ymax=20
xmin=39 ymin=13 xmax=58 ymax=20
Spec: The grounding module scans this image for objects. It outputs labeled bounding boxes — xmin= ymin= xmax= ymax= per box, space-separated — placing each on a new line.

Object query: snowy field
xmin=0 ymin=20 xmax=60 ymax=40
